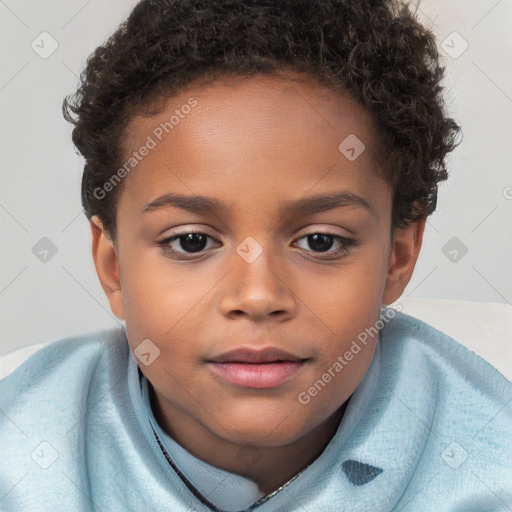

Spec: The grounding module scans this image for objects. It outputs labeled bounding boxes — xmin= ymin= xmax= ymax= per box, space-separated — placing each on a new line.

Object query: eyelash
xmin=157 ymin=230 xmax=358 ymax=261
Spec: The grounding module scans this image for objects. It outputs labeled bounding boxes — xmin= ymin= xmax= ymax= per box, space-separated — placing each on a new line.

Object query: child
xmin=1 ymin=0 xmax=511 ymax=510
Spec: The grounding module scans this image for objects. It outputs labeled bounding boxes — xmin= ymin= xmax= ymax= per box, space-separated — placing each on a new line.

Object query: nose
xmin=218 ymin=243 xmax=296 ymax=322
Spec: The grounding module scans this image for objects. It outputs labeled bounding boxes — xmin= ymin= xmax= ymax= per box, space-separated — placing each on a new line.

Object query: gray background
xmin=1 ymin=0 xmax=511 ymax=356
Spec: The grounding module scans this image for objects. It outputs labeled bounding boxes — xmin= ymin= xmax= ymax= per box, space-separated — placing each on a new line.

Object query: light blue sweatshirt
xmin=1 ymin=310 xmax=511 ymax=511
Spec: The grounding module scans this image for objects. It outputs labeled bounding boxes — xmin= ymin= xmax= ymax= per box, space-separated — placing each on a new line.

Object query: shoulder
xmin=380 ymin=308 xmax=512 ymax=391
xmin=378 ymin=309 xmax=512 ymax=499
xmin=331 ymin=310 xmax=512 ymax=508
xmin=0 ymin=327 xmax=129 ymax=411
xmin=0 ymin=328 xmax=166 ymax=511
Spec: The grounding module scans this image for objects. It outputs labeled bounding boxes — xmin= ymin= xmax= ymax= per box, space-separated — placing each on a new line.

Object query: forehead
xmin=117 ymin=72 xmax=388 ymax=218
xmin=124 ymin=71 xmax=379 ymax=152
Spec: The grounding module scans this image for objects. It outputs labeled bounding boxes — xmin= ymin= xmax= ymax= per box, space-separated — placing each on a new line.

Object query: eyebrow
xmin=142 ymin=191 xmax=376 ymax=219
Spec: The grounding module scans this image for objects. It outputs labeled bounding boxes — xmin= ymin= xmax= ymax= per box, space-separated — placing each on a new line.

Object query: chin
xmin=216 ymin=413 xmax=306 ymax=447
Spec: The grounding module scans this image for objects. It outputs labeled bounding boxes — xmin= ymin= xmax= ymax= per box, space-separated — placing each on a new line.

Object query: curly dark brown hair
xmin=62 ymin=0 xmax=461 ymax=241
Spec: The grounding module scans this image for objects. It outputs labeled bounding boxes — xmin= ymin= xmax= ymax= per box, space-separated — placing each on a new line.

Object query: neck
xmin=149 ymin=383 xmax=349 ymax=495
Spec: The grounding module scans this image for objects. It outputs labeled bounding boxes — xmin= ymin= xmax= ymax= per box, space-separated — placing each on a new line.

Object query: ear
xmin=90 ymin=216 xmax=125 ymax=320
xmin=382 ymin=216 xmax=427 ymax=306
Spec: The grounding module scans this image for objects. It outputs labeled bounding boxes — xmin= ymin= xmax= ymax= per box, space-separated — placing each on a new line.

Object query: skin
xmin=90 ymin=71 xmax=426 ymax=495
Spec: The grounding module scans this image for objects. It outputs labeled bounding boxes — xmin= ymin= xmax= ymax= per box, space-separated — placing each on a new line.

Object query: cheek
xmin=304 ymin=241 xmax=388 ymax=377
xmin=310 ymin=242 xmax=389 ymax=323
xmin=119 ymin=246 xmax=203 ymax=332
xmin=118 ymin=228 xmax=389 ymax=350
xmin=118 ymin=252 xmax=221 ymax=385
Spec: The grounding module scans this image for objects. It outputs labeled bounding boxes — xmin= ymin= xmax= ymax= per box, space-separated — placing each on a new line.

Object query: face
xmin=93 ymin=72 xmax=418 ymax=450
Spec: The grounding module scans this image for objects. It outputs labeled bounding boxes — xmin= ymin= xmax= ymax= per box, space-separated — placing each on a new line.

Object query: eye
xmin=293 ymin=232 xmax=357 ymax=259
xmin=157 ymin=231 xmax=220 ymax=259
xmin=157 ymin=230 xmax=357 ymax=261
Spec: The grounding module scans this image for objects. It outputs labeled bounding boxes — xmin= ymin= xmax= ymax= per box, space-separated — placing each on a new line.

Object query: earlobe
xmin=90 ymin=216 xmax=125 ymax=320
xmin=382 ymin=216 xmax=427 ymax=306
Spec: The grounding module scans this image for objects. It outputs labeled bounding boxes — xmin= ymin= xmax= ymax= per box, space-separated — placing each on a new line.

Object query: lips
xmin=206 ymin=346 xmax=309 ymax=388
xmin=208 ymin=347 xmax=306 ymax=364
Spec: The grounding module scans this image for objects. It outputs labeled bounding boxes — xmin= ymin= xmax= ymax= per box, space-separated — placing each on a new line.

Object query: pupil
xmin=181 ymin=233 xmax=207 ymax=253
xmin=177 ymin=233 xmax=334 ymax=254
xmin=308 ymin=233 xmax=333 ymax=252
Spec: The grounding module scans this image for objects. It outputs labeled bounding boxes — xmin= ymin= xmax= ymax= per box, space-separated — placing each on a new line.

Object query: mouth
xmin=206 ymin=346 xmax=310 ymax=388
